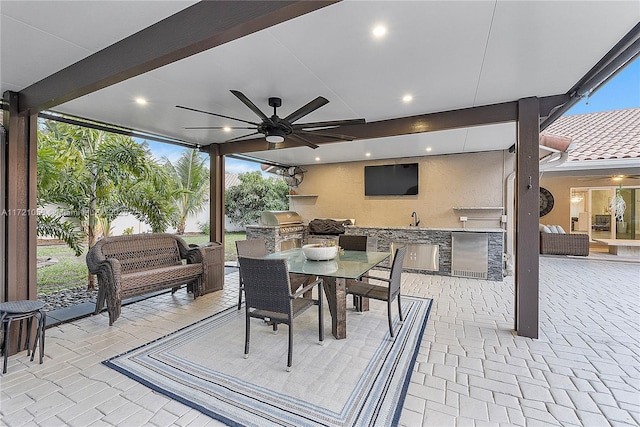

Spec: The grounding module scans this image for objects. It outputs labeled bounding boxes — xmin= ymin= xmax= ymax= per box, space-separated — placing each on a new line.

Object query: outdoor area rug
xmin=103 ymin=295 xmax=433 ymax=427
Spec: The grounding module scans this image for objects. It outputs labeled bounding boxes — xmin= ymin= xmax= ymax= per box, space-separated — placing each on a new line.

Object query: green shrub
xmin=123 ymin=227 xmax=134 ymax=235
xmin=198 ymin=221 xmax=210 ymax=235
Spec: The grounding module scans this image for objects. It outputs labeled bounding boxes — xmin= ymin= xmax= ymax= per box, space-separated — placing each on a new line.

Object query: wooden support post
xmin=2 ymin=91 xmax=39 ymax=355
xmin=208 ymin=145 xmax=225 ymax=245
xmin=2 ymin=91 xmax=38 ymax=303
xmin=515 ymin=97 xmax=540 ymax=339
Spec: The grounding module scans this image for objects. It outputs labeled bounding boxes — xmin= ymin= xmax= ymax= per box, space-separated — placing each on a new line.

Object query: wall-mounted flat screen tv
xmin=364 ymin=163 xmax=419 ymax=196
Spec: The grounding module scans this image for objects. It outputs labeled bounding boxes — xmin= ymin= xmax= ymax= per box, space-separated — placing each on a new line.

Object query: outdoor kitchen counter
xmin=346 ymin=226 xmax=505 ymax=232
xmin=344 ymin=225 xmax=505 ymax=281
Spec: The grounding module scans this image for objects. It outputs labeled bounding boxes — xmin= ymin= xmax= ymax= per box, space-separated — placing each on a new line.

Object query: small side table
xmin=200 ymin=243 xmax=224 ymax=295
xmin=0 ymin=300 xmax=46 ymax=374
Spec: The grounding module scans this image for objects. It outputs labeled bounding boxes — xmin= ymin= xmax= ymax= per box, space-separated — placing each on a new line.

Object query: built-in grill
xmin=251 ymin=211 xmax=306 ymax=252
xmin=260 ymin=211 xmax=306 ymax=234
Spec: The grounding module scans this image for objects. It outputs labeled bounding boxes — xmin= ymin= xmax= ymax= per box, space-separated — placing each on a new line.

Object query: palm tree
xmin=38 ymin=119 xmax=175 ymax=289
xmin=37 ymin=136 xmax=85 ymax=256
xmin=163 ymin=149 xmax=210 ymax=235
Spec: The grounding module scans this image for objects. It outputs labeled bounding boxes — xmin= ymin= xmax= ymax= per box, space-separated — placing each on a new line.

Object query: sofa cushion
xmin=121 ymin=263 xmax=203 ymax=295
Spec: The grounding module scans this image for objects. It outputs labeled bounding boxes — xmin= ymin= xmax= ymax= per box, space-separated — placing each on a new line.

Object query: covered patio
xmin=1 ymin=256 xmax=638 ymax=425
xmin=2 ymin=1 xmax=640 ymax=424
xmin=1 ymin=1 xmax=638 ymax=337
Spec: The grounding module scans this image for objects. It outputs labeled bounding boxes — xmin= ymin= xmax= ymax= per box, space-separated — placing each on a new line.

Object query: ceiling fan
xmin=177 ymin=90 xmax=365 ymax=149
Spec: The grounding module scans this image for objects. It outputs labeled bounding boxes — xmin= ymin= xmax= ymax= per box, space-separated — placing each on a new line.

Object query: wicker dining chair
xmin=235 ymin=239 xmax=268 ymax=310
xmin=338 ymin=235 xmax=368 ymax=309
xmin=347 ymin=245 xmax=407 ymax=337
xmin=338 ymin=235 xmax=368 ymax=251
xmin=235 ymin=239 xmax=316 ymax=310
xmin=238 ymin=256 xmax=324 ymax=371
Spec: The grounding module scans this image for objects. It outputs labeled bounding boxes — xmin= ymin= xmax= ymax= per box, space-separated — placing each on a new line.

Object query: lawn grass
xmin=37 ymin=244 xmax=88 ymax=294
xmin=37 ymin=232 xmax=247 ymax=293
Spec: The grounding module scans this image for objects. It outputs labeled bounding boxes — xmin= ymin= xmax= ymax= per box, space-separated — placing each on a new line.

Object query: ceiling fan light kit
xmin=178 ymin=90 xmax=365 ymax=150
xmin=265 ymin=130 xmax=286 ymax=144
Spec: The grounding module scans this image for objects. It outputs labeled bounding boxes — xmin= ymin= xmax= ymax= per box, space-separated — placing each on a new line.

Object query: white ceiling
xmin=2 ymin=1 xmax=639 ymax=166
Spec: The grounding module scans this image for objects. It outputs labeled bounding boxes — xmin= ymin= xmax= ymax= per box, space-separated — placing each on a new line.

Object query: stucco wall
xmin=288 ymin=151 xmax=513 ymax=228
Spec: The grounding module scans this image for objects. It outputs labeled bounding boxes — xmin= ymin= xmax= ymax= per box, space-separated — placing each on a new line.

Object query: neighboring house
xmin=540 ymin=108 xmax=640 ymax=241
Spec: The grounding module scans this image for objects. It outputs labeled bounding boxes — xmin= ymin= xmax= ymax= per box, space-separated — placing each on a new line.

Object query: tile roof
xmin=225 ymin=173 xmax=241 ymax=189
xmin=543 ymin=108 xmax=640 ymax=162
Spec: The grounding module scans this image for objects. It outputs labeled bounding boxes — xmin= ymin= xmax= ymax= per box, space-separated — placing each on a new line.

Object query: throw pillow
xmin=541 ymin=225 xmax=552 ymax=233
xmin=556 ymin=225 xmax=566 ymax=234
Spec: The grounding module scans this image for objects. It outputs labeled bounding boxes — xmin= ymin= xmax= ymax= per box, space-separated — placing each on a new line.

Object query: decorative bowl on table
xmin=302 ymin=244 xmax=338 ymax=261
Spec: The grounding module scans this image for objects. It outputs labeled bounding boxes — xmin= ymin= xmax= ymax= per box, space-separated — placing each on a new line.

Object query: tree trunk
xmin=87 ymin=168 xmax=98 ymax=291
xmin=177 ymin=217 xmax=186 ymax=235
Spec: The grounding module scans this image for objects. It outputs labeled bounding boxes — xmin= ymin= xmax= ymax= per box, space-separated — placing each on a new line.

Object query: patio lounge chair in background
xmin=238 ymin=256 xmax=324 ymax=371
xmin=539 ymin=228 xmax=589 ymax=256
xmin=347 ymin=246 xmax=407 ymax=337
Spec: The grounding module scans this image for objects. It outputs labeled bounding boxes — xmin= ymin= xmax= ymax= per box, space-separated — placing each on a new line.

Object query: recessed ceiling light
xmin=612 ymin=175 xmax=624 ymax=181
xmin=402 ymin=94 xmax=413 ymax=103
xmin=315 ymin=157 xmax=321 ymax=162
xmin=426 ymin=147 xmax=432 ymax=152
xmin=223 ymin=126 xmax=231 ymax=132
xmin=365 ymin=152 xmax=371 ymax=157
xmin=135 ymin=97 xmax=147 ymax=105
xmin=372 ymin=25 xmax=387 ymax=38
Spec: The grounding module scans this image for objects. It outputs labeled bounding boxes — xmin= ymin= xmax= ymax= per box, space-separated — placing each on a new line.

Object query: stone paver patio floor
xmin=1 ymin=256 xmax=638 ymax=426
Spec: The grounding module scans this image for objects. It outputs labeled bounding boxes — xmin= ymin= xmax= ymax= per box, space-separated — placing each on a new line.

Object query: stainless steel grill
xmin=260 ymin=211 xmax=305 ymax=235
xmin=279 ymin=224 xmax=306 ymax=234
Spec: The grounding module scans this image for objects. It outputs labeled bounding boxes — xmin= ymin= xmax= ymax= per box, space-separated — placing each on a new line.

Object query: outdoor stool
xmin=0 ymin=300 xmax=46 ymax=374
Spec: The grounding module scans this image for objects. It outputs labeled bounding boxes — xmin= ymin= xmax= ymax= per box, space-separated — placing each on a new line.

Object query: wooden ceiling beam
xmin=17 ymin=1 xmax=338 ymax=116
xmin=219 ymin=94 xmax=569 ymax=155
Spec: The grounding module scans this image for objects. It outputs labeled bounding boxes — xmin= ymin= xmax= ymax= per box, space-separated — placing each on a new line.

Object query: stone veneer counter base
xmin=345 ymin=226 xmax=505 ymax=281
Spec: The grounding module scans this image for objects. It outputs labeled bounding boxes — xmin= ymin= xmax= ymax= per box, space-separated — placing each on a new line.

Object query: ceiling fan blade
xmin=293 ymin=118 xmax=366 ymax=129
xmin=283 ymin=96 xmax=329 ymax=124
xmin=298 ymin=129 xmax=355 ymax=141
xmin=230 ymin=90 xmax=270 ymax=121
xmin=225 ymin=131 xmax=262 ymax=143
xmin=176 ymin=105 xmax=260 ymax=126
xmin=288 ymin=133 xmax=319 ymax=149
xmin=184 ymin=126 xmax=255 ymax=130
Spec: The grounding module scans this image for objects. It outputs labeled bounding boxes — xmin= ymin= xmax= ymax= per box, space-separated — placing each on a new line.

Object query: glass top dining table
xmin=265 ymin=248 xmax=391 ymax=339
xmin=264 ymin=248 xmax=391 ymax=279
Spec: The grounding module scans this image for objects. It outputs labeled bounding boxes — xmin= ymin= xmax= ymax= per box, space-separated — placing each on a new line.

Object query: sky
xmin=564 ymin=57 xmax=639 ymax=115
xmin=146 ymin=139 xmax=262 ymax=175
xmin=147 ymin=58 xmax=639 ymax=173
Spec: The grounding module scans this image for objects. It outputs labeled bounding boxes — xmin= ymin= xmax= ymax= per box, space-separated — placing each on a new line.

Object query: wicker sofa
xmin=86 ymin=233 xmax=207 ymax=325
xmin=539 ymin=232 xmax=589 ymax=256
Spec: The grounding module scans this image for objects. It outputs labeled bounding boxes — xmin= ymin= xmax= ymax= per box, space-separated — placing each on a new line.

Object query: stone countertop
xmin=247 ymin=224 xmax=506 ymax=232
xmin=346 ymin=225 xmax=506 ymax=233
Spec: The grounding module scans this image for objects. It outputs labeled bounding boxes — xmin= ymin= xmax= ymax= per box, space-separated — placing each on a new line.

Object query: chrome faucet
xmin=411 ymin=211 xmax=420 ymax=227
